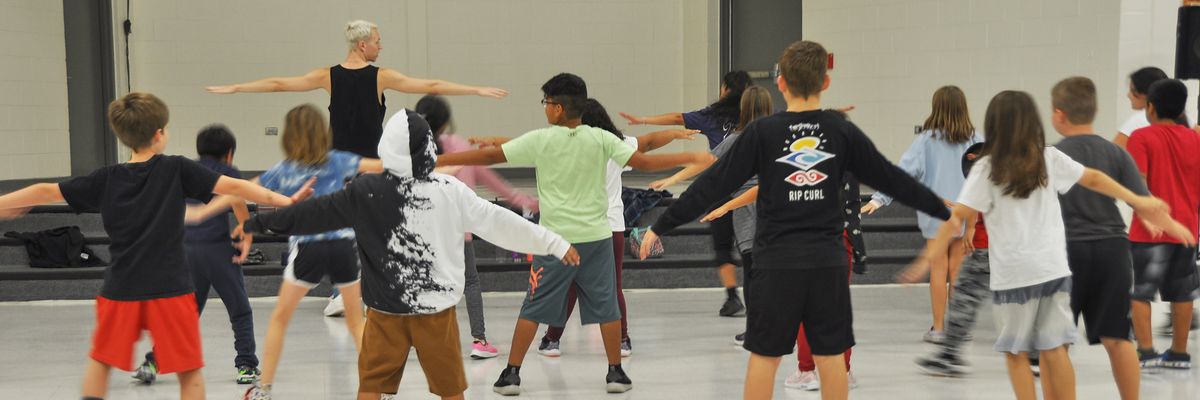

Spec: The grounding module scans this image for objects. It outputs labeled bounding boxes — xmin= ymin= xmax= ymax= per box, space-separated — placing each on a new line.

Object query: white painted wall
xmin=0 ymin=1 xmax=70 ymax=179
xmin=124 ymin=0 xmax=717 ymax=171
xmin=1117 ymin=0 xmax=1200 ymax=133
xmin=803 ymin=0 xmax=1123 ymax=159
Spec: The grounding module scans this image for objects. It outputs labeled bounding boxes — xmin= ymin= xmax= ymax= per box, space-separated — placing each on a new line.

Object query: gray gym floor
xmin=1 ymin=286 xmax=1196 ymax=399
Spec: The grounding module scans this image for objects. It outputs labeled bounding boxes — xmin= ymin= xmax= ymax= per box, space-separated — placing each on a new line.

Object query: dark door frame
xmin=63 ymin=0 xmax=119 ymax=175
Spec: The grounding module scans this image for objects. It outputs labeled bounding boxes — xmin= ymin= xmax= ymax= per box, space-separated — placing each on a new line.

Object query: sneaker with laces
xmin=493 ymin=366 xmax=521 ymax=396
xmin=923 ymin=329 xmax=946 ymax=344
xmin=236 ymin=365 xmax=261 ymax=384
xmin=470 ymin=338 xmax=499 ymax=359
xmin=243 ymin=382 xmax=272 ymax=400
xmin=620 ymin=337 xmax=632 ymax=357
xmin=605 ymin=364 xmax=633 ymax=393
xmin=537 ymin=337 xmax=561 ymax=357
xmin=132 ymin=355 xmax=157 ymax=384
xmin=914 ymin=355 xmax=964 ymax=377
xmin=733 ymin=332 xmax=745 ymax=347
xmin=784 ymin=369 xmax=819 ymax=391
xmin=1161 ymin=351 xmax=1192 ymax=369
xmin=323 ymin=294 xmax=345 ymax=317
xmin=719 ymin=296 xmax=745 ymax=317
xmin=1139 ymin=348 xmax=1162 ymax=369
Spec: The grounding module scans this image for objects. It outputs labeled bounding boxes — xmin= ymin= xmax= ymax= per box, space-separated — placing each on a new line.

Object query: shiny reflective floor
xmin=2 ymin=286 xmax=1196 ymax=399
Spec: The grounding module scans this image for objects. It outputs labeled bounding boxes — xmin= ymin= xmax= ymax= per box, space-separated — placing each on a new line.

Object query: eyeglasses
xmin=540 ymin=98 xmax=559 ymax=106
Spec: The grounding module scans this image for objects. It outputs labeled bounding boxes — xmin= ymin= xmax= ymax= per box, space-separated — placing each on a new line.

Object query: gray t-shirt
xmin=1054 ymin=134 xmax=1150 ymax=241
xmin=711 ymin=132 xmax=758 ymax=253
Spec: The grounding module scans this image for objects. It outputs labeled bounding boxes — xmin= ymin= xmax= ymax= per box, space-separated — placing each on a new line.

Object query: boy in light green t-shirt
xmin=437 ymin=73 xmax=711 ymax=396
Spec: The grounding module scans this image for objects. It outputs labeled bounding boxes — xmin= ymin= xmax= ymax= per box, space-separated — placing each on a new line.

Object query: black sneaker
xmin=733 ymin=332 xmax=745 ymax=347
xmin=132 ymin=354 xmax=157 ymax=384
xmin=537 ymin=336 xmax=561 ymax=357
xmin=493 ymin=366 xmax=521 ymax=396
xmin=1138 ymin=348 xmax=1161 ymax=369
xmin=1161 ymin=351 xmax=1192 ymax=369
xmin=914 ymin=355 xmax=964 ymax=377
xmin=236 ymin=365 xmax=261 ymax=384
xmin=719 ymin=296 xmax=745 ymax=317
xmin=605 ymin=364 xmax=633 ymax=393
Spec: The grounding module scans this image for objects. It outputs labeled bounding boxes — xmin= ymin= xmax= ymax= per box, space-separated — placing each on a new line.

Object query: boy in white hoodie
xmin=243 ymin=109 xmax=578 ymax=400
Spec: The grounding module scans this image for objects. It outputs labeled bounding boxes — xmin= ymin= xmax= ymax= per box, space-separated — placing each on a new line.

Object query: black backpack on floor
xmin=4 ymin=226 xmax=107 ymax=268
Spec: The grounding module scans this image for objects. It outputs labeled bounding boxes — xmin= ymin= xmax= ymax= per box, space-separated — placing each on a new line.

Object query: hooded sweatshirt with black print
xmin=245 ymin=109 xmax=570 ymax=315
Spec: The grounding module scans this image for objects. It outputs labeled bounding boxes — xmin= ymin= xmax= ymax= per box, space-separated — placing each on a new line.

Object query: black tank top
xmin=329 ymin=64 xmax=386 ymax=158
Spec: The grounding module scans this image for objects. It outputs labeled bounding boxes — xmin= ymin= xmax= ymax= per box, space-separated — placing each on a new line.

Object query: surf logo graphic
xmin=776 ymin=134 xmax=834 ymax=187
xmin=528 ymin=265 xmax=545 ymax=296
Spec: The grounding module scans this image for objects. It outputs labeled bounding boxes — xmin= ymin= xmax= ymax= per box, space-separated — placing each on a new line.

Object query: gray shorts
xmin=732 ymin=202 xmax=756 ymax=255
xmin=992 ymin=277 xmax=1078 ymax=354
xmin=518 ymin=237 xmax=621 ymax=326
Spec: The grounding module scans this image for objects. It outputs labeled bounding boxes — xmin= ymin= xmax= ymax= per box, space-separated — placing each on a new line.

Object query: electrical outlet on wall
xmin=266 ymin=127 xmax=278 ymax=136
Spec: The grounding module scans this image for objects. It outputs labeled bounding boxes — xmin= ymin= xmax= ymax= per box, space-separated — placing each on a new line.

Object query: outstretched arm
xmin=458 ymin=184 xmax=575 ymax=265
xmin=0 ymin=183 xmax=63 ymax=219
xmin=636 ymin=129 xmax=700 ymax=152
xmin=358 ymin=158 xmax=384 ymax=174
xmin=436 ymin=147 xmax=507 ymax=167
xmin=701 ymin=186 xmax=758 ymax=222
xmin=898 ymin=204 xmax=973 ymax=283
xmin=619 ymin=112 xmax=684 ymax=126
xmin=647 ymin=152 xmax=718 ymax=190
xmin=625 ymin=151 xmax=715 ymax=172
xmin=1076 ymin=168 xmax=1195 ymax=245
xmin=213 ymin=176 xmax=312 ymax=208
xmin=379 ymin=68 xmax=508 ymax=98
xmin=244 ymin=185 xmax=356 ymax=237
xmin=206 ymin=68 xmax=329 ymax=94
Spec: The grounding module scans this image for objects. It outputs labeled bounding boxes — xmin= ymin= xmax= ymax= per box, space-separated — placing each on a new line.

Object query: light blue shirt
xmin=259 ymin=150 xmax=361 ymax=244
xmin=872 ymin=130 xmax=983 ymax=238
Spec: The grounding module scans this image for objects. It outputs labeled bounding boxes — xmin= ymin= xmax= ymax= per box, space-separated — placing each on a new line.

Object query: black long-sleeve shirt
xmin=652 ymin=110 xmax=950 ymax=270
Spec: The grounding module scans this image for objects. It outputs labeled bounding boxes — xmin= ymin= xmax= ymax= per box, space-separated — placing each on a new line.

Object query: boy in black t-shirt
xmin=0 ymin=93 xmax=308 ymax=400
xmin=133 ymin=124 xmax=263 ymax=385
xmin=638 ymin=41 xmax=950 ymax=399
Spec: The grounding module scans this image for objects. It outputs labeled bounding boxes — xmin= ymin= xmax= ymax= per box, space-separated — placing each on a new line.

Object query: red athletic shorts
xmin=90 ymin=293 xmax=204 ymax=374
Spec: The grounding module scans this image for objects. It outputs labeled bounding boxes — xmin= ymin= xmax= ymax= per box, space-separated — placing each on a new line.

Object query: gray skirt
xmin=991 ymin=276 xmax=1078 ymax=354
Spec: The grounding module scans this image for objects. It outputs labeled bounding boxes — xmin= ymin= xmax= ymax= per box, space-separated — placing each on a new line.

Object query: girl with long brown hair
xmin=861 ymin=85 xmax=982 ymax=343
xmin=900 ymin=90 xmax=1192 ymax=400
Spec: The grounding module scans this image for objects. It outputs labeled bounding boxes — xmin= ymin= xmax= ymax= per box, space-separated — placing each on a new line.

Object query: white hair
xmin=345 ymin=20 xmax=378 ymax=50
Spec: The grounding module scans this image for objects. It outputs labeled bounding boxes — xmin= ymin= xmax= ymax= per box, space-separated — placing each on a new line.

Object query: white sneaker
xmin=323 ymin=294 xmax=345 ymax=317
xmin=848 ymin=371 xmax=858 ymax=389
xmin=784 ymin=369 xmax=819 ymax=391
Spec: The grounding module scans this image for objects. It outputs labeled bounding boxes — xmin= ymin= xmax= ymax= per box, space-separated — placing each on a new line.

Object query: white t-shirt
xmin=957 ymin=147 xmax=1085 ymax=290
xmin=606 ymin=136 xmax=641 ymax=232
xmin=1117 ymin=110 xmax=1195 ymax=137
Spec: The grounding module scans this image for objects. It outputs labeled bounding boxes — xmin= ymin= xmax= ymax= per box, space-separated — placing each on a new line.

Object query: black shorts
xmin=1131 ymin=243 xmax=1200 ymax=303
xmin=283 ymin=239 xmax=361 ymax=289
xmin=1066 ymin=238 xmax=1133 ymax=345
xmin=744 ymin=267 xmax=853 ymax=356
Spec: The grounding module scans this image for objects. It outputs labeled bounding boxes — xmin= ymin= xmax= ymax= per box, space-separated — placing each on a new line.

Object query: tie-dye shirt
xmin=258 ymin=150 xmax=361 ymax=244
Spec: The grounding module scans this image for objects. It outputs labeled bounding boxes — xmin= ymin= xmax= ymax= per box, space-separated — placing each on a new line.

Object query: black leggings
xmin=711 ymin=212 xmax=739 ymax=266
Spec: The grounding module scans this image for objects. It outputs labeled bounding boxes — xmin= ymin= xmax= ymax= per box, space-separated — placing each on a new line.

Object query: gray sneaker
xmin=538 ymin=337 xmax=561 ymax=357
xmin=131 ymin=356 xmax=157 ymax=384
xmin=922 ymin=329 xmax=946 ymax=344
xmin=242 ymin=383 xmax=272 ymax=400
xmin=620 ymin=337 xmax=632 ymax=357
